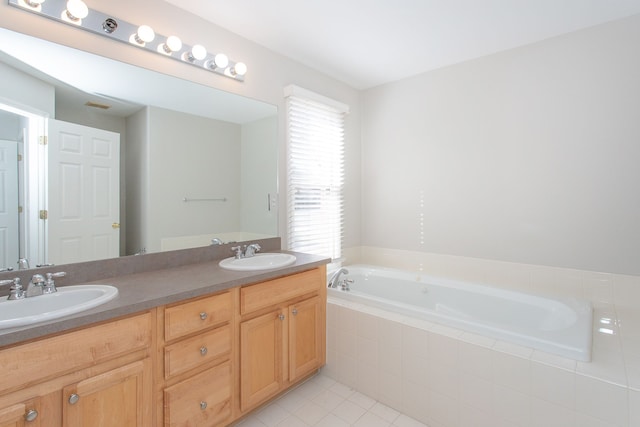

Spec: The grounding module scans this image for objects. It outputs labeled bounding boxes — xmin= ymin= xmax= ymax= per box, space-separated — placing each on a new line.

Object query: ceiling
xmin=165 ymin=0 xmax=640 ymax=90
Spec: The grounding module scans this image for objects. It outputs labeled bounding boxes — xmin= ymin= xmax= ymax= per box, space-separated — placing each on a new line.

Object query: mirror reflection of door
xmin=0 ymin=139 xmax=19 ymax=268
xmin=47 ymin=119 xmax=120 ymax=265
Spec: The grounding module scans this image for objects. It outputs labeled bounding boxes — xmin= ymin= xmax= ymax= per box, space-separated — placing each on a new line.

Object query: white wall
xmin=241 ymin=116 xmax=278 ymax=236
xmin=0 ymin=61 xmax=54 ymax=117
xmin=0 ymin=0 xmax=362 ymax=250
xmin=124 ymin=108 xmax=148 ymax=255
xmin=145 ymin=106 xmax=241 ymax=253
xmin=361 ymin=14 xmax=640 ymax=275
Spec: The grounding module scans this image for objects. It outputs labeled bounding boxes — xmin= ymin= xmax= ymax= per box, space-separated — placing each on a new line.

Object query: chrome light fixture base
xmin=8 ymin=0 xmax=247 ymax=81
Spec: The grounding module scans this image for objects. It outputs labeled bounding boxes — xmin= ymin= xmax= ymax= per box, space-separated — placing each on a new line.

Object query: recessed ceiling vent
xmin=85 ymin=101 xmax=111 ymax=110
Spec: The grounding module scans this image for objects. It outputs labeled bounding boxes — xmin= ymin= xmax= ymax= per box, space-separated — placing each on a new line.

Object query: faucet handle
xmin=44 ymin=272 xmax=66 ymax=294
xmin=0 ymin=278 xmax=17 ymax=287
xmin=3 ymin=278 xmax=25 ymax=300
xmin=46 ymin=272 xmax=67 ymax=279
xmin=231 ymin=246 xmax=244 ymax=259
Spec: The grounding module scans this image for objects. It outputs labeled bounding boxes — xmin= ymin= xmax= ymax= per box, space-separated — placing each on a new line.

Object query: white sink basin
xmin=219 ymin=253 xmax=296 ymax=271
xmin=0 ymin=285 xmax=118 ymax=329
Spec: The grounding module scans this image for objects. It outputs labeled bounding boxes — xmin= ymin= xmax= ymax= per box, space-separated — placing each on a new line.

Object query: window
xmin=285 ymin=85 xmax=349 ymax=265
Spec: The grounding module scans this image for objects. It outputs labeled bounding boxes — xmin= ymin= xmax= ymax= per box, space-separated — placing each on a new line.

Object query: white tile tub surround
xmin=326 ymin=300 xmax=636 ymax=427
xmin=327 ymin=247 xmax=640 ymax=427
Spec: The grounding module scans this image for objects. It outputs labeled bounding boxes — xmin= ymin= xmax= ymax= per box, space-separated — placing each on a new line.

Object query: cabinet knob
xmin=278 ymin=313 xmax=285 ymax=321
xmin=199 ymin=312 xmax=207 ymax=320
xmin=200 ymin=401 xmax=208 ymax=410
xmin=24 ymin=409 xmax=38 ymax=422
xmin=292 ymin=308 xmax=298 ymax=316
xmin=68 ymin=393 xmax=80 ymax=404
xmin=200 ymin=346 xmax=208 ymax=356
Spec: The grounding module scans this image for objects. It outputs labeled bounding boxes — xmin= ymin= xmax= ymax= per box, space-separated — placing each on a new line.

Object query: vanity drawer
xmin=240 ymin=268 xmax=322 ymax=315
xmin=0 ymin=312 xmax=152 ymax=394
xmin=164 ymin=360 xmax=232 ymax=427
xmin=164 ymin=325 xmax=231 ymax=379
xmin=164 ymin=291 xmax=232 ymax=342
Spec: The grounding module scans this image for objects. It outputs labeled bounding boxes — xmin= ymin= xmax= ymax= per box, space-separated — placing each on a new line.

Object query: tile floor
xmin=234 ymin=372 xmax=428 ymax=427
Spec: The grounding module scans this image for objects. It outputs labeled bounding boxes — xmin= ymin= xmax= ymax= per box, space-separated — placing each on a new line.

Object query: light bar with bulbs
xmin=8 ymin=0 xmax=248 ymax=81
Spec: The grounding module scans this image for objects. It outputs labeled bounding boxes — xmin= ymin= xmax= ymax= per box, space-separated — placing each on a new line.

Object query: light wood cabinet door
xmin=240 ymin=310 xmax=284 ymax=411
xmin=289 ymin=296 xmax=322 ymax=382
xmin=62 ymin=358 xmax=152 ymax=427
xmin=0 ymin=399 xmax=40 ymax=427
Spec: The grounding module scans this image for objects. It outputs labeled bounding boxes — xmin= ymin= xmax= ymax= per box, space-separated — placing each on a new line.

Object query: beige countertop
xmin=0 ymin=250 xmax=329 ymax=347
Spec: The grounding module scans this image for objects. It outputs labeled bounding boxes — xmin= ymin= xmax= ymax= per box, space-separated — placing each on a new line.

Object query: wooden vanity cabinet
xmin=239 ymin=266 xmax=326 ymax=412
xmin=0 ymin=398 xmax=41 ymax=427
xmin=0 ymin=263 xmax=327 ymax=427
xmin=159 ymin=290 xmax=236 ymax=427
xmin=0 ymin=312 xmax=154 ymax=427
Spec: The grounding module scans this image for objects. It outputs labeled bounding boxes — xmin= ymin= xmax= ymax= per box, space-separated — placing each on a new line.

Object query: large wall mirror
xmin=0 ymin=27 xmax=278 ymax=270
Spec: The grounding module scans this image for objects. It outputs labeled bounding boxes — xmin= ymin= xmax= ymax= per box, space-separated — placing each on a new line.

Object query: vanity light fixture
xmin=130 ymin=24 xmax=155 ymax=46
xmin=61 ymin=0 xmax=88 ymax=25
xmin=230 ymin=62 xmax=247 ymax=77
xmin=18 ymin=0 xmax=44 ymax=11
xmin=183 ymin=44 xmax=207 ymax=62
xmin=8 ymin=0 xmax=247 ymax=81
xmin=205 ymin=53 xmax=228 ymax=70
xmin=158 ymin=35 xmax=182 ymax=55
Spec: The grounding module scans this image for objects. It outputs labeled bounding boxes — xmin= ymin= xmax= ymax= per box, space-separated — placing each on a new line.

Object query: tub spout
xmin=328 ymin=268 xmax=349 ymax=289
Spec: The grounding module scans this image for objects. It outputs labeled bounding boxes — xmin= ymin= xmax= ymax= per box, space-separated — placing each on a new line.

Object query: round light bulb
xmin=165 ymin=36 xmax=182 ymax=52
xmin=232 ymin=62 xmax=247 ymax=76
xmin=137 ymin=25 xmax=155 ymax=43
xmin=213 ymin=53 xmax=229 ymax=69
xmin=66 ymin=0 xmax=88 ymax=20
xmin=191 ymin=44 xmax=207 ymax=61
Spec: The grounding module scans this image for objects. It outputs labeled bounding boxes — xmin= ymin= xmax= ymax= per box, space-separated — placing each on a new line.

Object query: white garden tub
xmin=328 ymin=264 xmax=592 ymax=361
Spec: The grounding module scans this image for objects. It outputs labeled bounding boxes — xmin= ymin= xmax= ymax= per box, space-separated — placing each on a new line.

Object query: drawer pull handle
xmin=200 ymin=346 xmax=208 ymax=356
xmin=292 ymin=308 xmax=298 ymax=316
xmin=278 ymin=314 xmax=285 ymax=321
xmin=24 ymin=409 xmax=38 ymax=422
xmin=68 ymin=394 xmax=80 ymax=404
xmin=199 ymin=312 xmax=207 ymax=320
xmin=200 ymin=401 xmax=208 ymax=410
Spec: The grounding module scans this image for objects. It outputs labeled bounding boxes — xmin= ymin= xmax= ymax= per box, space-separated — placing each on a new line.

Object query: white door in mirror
xmin=219 ymin=253 xmax=296 ymax=271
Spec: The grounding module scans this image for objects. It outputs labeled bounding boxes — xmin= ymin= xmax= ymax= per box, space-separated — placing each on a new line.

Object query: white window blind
xmin=285 ymin=85 xmax=348 ymax=263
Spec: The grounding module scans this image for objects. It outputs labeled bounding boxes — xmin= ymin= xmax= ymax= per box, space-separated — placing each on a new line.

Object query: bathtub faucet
xmin=328 ymin=268 xmax=352 ymax=291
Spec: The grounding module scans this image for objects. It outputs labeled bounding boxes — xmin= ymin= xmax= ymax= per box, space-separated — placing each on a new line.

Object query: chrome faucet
xmin=26 ymin=274 xmax=45 ymax=297
xmin=210 ymin=238 xmax=223 ymax=245
xmin=24 ymin=272 xmax=66 ymax=297
xmin=231 ymin=243 xmax=262 ymax=259
xmin=244 ymin=243 xmax=261 ymax=257
xmin=328 ymin=268 xmax=352 ymax=291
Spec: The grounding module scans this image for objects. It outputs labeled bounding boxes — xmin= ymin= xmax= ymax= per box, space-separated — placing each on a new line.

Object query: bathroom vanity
xmin=0 ymin=245 xmax=327 ymax=427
